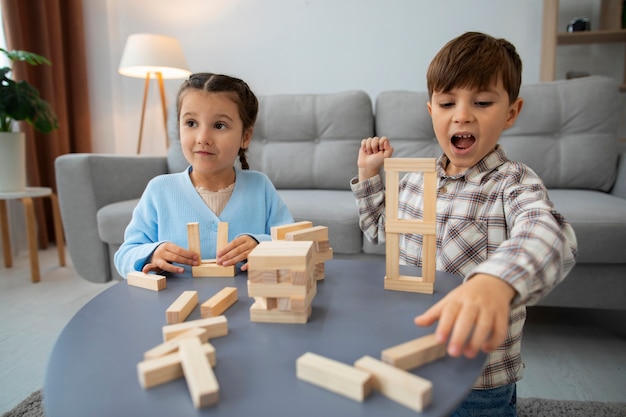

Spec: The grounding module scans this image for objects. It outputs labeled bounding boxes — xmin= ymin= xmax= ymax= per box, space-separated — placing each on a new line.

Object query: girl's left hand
xmin=216 ymin=235 xmax=258 ymax=271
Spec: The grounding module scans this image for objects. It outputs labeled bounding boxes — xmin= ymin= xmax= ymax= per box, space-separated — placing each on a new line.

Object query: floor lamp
xmin=118 ymin=34 xmax=191 ymax=154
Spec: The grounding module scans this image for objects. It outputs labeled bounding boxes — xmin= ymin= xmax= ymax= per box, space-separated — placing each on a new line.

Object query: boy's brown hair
xmin=426 ymin=32 xmax=522 ymax=103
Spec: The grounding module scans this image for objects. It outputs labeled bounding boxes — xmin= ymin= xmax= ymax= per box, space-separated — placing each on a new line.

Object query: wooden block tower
xmin=187 ymin=222 xmax=235 ymax=277
xmin=247 ymin=240 xmax=316 ymax=324
xmin=383 ymin=158 xmax=437 ymax=294
xmin=272 ymin=222 xmax=333 ymax=280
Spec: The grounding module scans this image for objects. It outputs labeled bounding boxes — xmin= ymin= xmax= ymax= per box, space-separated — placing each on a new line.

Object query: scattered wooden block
xmin=201 ymin=287 xmax=238 ymax=318
xmin=127 ymin=271 xmax=166 ymax=291
xmin=144 ymin=327 xmax=209 ymax=360
xmin=137 ymin=342 xmax=216 ymax=389
xmin=296 ymin=352 xmax=373 ymax=402
xmin=381 ymin=333 xmax=446 ymax=371
xmin=166 ymin=291 xmax=198 ymax=324
xmin=179 ymin=337 xmax=220 ymax=408
xmin=354 ymin=355 xmax=432 ymax=412
xmin=162 ymin=315 xmax=228 ymax=341
xmin=271 ymin=221 xmax=313 ymax=240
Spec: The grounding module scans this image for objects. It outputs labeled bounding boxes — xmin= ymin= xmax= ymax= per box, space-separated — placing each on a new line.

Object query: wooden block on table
xmin=187 ymin=222 xmax=200 ymax=256
xmin=271 ymin=221 xmax=313 ymax=240
xmin=163 ymin=315 xmax=228 ymax=341
xmin=296 ymin=352 xmax=373 ymax=402
xmin=127 ymin=271 xmax=166 ymax=291
xmin=179 ymin=337 xmax=220 ymax=408
xmin=247 ymin=281 xmax=309 ymax=298
xmin=166 ymin=290 xmax=198 ymax=324
xmin=137 ymin=342 xmax=216 ymax=389
xmin=381 ymin=333 xmax=446 ymax=371
xmin=285 ymin=225 xmax=329 ymax=242
xmin=247 ymin=241 xmax=314 ymax=271
xmin=144 ymin=327 xmax=209 ymax=360
xmin=201 ymin=287 xmax=238 ymax=318
xmin=192 ymin=263 xmax=235 ymax=277
xmin=250 ymin=302 xmax=311 ymax=324
xmin=354 ymin=355 xmax=432 ymax=412
xmin=384 ymin=276 xmax=434 ymax=294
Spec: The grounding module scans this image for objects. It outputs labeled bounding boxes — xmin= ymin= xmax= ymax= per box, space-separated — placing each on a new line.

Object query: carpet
xmin=3 ymin=390 xmax=625 ymax=417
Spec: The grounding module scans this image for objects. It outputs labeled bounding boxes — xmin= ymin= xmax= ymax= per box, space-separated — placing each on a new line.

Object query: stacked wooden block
xmin=247 ymin=240 xmax=316 ymax=324
xmin=296 ymin=333 xmax=447 ymax=412
xmin=271 ymin=221 xmax=333 ymax=281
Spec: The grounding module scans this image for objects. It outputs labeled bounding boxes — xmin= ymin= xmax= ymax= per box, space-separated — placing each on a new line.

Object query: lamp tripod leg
xmin=156 ymin=72 xmax=170 ymax=150
xmin=137 ymin=73 xmax=151 ymax=154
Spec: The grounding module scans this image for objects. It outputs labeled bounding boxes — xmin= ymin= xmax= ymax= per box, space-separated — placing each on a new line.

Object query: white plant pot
xmin=0 ymin=132 xmax=27 ymax=193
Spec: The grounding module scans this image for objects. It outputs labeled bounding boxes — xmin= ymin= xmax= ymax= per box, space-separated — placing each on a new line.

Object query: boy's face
xmin=427 ymin=79 xmax=523 ymax=176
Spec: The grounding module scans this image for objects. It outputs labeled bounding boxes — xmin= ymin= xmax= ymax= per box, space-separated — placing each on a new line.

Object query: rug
xmin=3 ymin=390 xmax=625 ymax=417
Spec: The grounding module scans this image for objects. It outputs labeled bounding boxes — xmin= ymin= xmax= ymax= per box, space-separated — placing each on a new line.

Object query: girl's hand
xmin=357 ymin=136 xmax=394 ymax=181
xmin=142 ymin=242 xmax=200 ymax=274
xmin=414 ymin=274 xmax=516 ymax=358
xmin=216 ymin=235 xmax=258 ymax=271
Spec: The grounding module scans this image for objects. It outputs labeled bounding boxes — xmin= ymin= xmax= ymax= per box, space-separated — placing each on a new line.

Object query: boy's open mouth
xmin=451 ymin=134 xmax=476 ymax=150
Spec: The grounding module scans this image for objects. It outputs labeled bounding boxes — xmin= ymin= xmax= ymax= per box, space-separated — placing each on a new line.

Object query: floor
xmin=0 ymin=247 xmax=625 ymax=414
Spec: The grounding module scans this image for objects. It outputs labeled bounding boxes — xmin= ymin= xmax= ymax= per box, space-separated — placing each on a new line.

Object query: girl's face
xmin=179 ymin=90 xmax=252 ymax=189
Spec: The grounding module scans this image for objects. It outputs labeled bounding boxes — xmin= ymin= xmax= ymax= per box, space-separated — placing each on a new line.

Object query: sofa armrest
xmin=611 ymin=152 xmax=626 ymax=199
xmin=55 ymin=154 xmax=168 ymax=282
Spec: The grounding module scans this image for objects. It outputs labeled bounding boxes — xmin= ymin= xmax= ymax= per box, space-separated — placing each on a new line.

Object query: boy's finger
xmin=447 ymin=304 xmax=478 ymax=357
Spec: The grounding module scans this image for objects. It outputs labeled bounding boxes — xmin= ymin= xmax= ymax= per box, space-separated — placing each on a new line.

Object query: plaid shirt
xmin=351 ymin=146 xmax=577 ymax=389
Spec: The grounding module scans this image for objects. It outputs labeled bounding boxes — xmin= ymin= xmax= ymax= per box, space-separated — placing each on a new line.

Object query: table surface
xmin=0 ymin=186 xmax=52 ymax=200
xmin=44 ymin=259 xmax=486 ymax=417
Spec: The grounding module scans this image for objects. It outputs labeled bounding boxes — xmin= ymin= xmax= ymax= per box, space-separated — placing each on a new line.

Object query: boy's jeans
xmin=450 ymin=383 xmax=517 ymax=417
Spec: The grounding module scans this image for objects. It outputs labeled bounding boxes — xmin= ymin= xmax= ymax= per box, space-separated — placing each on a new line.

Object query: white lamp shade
xmin=118 ymin=33 xmax=191 ymax=79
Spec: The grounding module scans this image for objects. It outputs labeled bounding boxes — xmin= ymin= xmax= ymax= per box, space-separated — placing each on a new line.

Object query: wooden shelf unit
xmin=541 ymin=0 xmax=626 ymax=91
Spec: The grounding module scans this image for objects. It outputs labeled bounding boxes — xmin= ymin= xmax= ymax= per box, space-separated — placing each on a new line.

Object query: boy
xmin=351 ymin=32 xmax=577 ymax=416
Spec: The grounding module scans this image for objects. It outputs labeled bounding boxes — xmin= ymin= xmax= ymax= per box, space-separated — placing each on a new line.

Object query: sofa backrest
xmin=168 ymin=90 xmax=374 ymax=191
xmin=375 ymin=76 xmax=620 ymax=191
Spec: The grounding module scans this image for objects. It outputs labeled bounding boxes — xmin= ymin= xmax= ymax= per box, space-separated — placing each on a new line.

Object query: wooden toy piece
xmin=383 ymin=158 xmax=438 ymax=294
xmin=179 ymin=337 xmax=220 ymax=408
xmin=381 ymin=333 xmax=446 ymax=371
xmin=250 ymin=301 xmax=311 ymax=324
xmin=285 ymin=226 xmax=333 ymax=280
xmin=354 ymin=355 xmax=433 ymax=412
xmin=192 ymin=263 xmax=235 ymax=277
xmin=162 ymin=315 xmax=228 ymax=341
xmin=216 ymin=222 xmax=228 ymax=252
xmin=285 ymin=225 xmax=328 ymax=242
xmin=166 ymin=290 xmax=198 ymax=324
xmin=247 ymin=240 xmax=314 ymax=271
xmin=201 ymin=287 xmax=238 ymax=318
xmin=187 ymin=222 xmax=201 ymax=257
xmin=144 ymin=327 xmax=209 ymax=360
xmin=247 ymin=280 xmax=309 ymax=298
xmin=271 ymin=221 xmax=313 ymax=240
xmin=138 ymin=341 xmax=216 ymax=389
xmin=296 ymin=352 xmax=373 ymax=402
xmin=127 ymin=271 xmax=166 ymax=291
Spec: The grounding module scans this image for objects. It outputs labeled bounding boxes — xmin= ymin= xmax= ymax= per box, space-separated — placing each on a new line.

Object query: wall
xmin=82 ymin=0 xmax=624 ymax=155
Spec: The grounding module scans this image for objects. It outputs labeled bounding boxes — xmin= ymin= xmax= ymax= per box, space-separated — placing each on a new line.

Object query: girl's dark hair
xmin=427 ymin=32 xmax=522 ymax=103
xmin=176 ymin=73 xmax=258 ymax=169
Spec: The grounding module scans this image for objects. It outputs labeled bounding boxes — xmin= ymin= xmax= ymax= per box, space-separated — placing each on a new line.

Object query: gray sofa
xmin=56 ymin=76 xmax=626 ymax=310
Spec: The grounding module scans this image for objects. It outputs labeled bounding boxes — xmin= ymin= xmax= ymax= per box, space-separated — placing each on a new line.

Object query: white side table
xmin=0 ymin=187 xmax=66 ymax=283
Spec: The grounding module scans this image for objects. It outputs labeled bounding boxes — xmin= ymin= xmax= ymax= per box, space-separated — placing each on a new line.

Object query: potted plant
xmin=0 ymin=48 xmax=58 ymax=192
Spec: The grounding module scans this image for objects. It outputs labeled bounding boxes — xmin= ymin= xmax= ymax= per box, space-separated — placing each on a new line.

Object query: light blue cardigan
xmin=114 ymin=166 xmax=294 ymax=277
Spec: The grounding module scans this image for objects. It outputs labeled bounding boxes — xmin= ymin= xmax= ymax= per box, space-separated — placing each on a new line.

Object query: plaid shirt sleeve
xmin=350 ymin=175 xmax=387 ymax=246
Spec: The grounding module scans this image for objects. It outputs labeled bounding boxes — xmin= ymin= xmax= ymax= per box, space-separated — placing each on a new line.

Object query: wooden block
xmin=144 ymin=327 xmax=209 ymax=360
xmin=192 ymin=263 xmax=235 ymax=277
xmin=381 ymin=333 xmax=446 ymax=371
xmin=252 ymin=297 xmax=277 ymax=310
xmin=250 ymin=302 xmax=311 ymax=324
xmin=276 ymin=281 xmax=317 ymax=312
xmin=247 ymin=270 xmax=278 ymax=283
xmin=354 ymin=355 xmax=432 ymax=412
xmin=127 ymin=271 xmax=166 ymax=291
xmin=201 ymin=287 xmax=238 ymax=318
xmin=247 ymin=281 xmax=309 ymax=298
xmin=384 ymin=276 xmax=434 ymax=294
xmin=247 ymin=241 xmax=314 ymax=270
xmin=216 ymin=222 xmax=228 ymax=252
xmin=137 ymin=342 xmax=215 ymax=389
xmin=271 ymin=221 xmax=313 ymax=240
xmin=187 ymin=222 xmax=200 ymax=257
xmin=166 ymin=290 xmax=198 ymax=324
xmin=179 ymin=337 xmax=219 ymax=408
xmin=285 ymin=225 xmax=329 ymax=242
xmin=162 ymin=315 xmax=228 ymax=341
xmin=296 ymin=352 xmax=373 ymax=402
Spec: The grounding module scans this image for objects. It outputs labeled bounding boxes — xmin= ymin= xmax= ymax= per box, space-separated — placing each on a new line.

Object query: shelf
xmin=557 ymin=29 xmax=626 ymax=45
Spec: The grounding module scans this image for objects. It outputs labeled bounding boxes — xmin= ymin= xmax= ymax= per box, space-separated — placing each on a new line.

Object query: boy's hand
xmin=216 ymin=235 xmax=258 ymax=271
xmin=142 ymin=242 xmax=200 ymax=274
xmin=414 ymin=274 xmax=516 ymax=358
xmin=358 ymin=136 xmax=394 ymax=181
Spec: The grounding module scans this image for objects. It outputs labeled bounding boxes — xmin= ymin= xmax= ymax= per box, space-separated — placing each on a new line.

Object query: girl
xmin=115 ymin=73 xmax=294 ymax=277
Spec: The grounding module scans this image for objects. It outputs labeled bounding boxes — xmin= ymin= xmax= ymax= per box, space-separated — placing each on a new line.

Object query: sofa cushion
xmin=97 ymin=199 xmax=138 ymax=244
xmin=277 ymin=189 xmax=362 ymax=254
xmin=549 ymin=189 xmax=626 ymax=263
